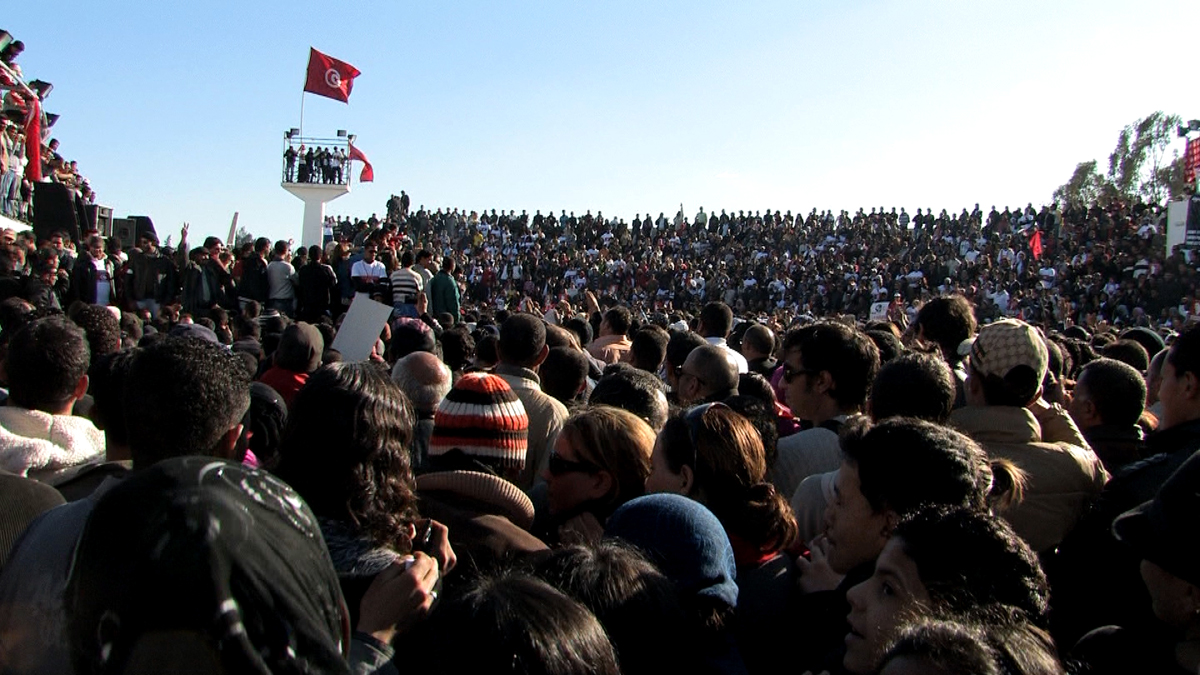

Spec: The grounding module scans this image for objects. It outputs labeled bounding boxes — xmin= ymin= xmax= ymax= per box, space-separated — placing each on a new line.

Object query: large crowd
xmin=0 ymin=179 xmax=1196 ymax=674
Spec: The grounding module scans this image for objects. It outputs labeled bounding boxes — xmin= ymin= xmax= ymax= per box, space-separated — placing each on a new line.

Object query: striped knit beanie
xmin=429 ymin=373 xmax=529 ymax=470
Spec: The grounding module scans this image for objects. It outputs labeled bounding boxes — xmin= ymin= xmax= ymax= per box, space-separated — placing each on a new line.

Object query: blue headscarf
xmin=604 ymin=493 xmax=738 ymax=609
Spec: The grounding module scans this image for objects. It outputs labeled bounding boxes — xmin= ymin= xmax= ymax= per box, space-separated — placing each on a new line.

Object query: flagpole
xmin=300 ymin=49 xmax=308 ymax=139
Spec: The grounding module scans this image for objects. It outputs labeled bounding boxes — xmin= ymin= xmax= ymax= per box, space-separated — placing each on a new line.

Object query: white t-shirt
xmin=1039 ymin=266 xmax=1057 ymax=289
xmin=351 ymin=259 xmax=387 ymax=297
xmin=93 ymin=258 xmax=111 ymax=305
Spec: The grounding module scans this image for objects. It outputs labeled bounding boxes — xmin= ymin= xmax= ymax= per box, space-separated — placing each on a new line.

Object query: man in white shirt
xmin=697 ymin=301 xmax=748 ymax=374
xmin=350 ymin=243 xmax=387 ymax=301
xmin=266 ymin=240 xmax=298 ymax=316
xmin=1039 ymin=265 xmax=1057 ymax=289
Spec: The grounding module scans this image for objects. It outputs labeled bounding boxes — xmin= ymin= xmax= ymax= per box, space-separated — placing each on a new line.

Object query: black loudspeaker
xmin=128 ymin=216 xmax=157 ymax=245
xmin=88 ymin=204 xmax=113 ymax=237
xmin=32 ymin=182 xmax=80 ymax=242
xmin=111 ymin=218 xmax=138 ymax=250
xmin=1188 ymin=195 xmax=1200 ymax=250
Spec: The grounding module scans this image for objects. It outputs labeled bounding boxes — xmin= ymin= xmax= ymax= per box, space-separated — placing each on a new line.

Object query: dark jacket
xmin=427 ymin=271 xmax=460 ymax=320
xmin=239 ymin=254 xmax=269 ymax=304
xmin=747 ymin=356 xmax=778 ymax=380
xmin=181 ymin=259 xmax=233 ymax=316
xmin=1082 ymin=424 xmax=1147 ymax=475
xmin=1048 ymin=418 xmax=1200 ymax=647
xmin=70 ymin=252 xmax=115 ymax=305
xmin=126 ymin=248 xmax=178 ymax=305
xmin=296 ymin=261 xmax=338 ymax=322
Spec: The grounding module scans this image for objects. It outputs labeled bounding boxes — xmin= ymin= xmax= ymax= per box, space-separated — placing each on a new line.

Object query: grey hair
xmin=391 ymin=354 xmax=452 ymax=412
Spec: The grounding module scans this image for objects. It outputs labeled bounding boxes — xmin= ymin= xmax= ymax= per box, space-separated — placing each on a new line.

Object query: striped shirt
xmin=390 ymin=266 xmax=423 ymax=306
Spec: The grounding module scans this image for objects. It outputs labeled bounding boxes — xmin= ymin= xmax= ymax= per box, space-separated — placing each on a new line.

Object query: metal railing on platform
xmin=282 ymin=135 xmax=352 ymax=186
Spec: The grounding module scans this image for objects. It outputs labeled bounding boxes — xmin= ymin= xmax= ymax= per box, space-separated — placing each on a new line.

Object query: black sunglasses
xmin=547 ymin=450 xmax=600 ymax=477
xmin=782 ymin=363 xmax=819 ymax=383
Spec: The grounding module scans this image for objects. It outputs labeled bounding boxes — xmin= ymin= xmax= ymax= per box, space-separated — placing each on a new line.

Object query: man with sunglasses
xmin=771 ymin=322 xmax=880 ymax=501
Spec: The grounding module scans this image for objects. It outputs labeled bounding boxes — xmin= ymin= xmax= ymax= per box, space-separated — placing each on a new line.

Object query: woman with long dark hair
xmin=272 ymin=362 xmax=433 ymax=622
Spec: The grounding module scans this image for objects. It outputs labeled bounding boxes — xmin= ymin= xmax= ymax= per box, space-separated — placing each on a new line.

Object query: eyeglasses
xmin=683 ymin=401 xmax=729 ymax=471
xmin=678 ymin=370 xmax=707 ymax=386
xmin=782 ymin=363 xmax=819 ymax=384
xmin=547 ymin=450 xmax=600 ymax=477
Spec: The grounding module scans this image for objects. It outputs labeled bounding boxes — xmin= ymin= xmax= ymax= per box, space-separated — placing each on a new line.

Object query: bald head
xmin=740 ymin=324 xmax=775 ymax=360
xmin=391 ymin=352 xmax=452 ymax=413
xmin=680 ymin=344 xmax=738 ymax=404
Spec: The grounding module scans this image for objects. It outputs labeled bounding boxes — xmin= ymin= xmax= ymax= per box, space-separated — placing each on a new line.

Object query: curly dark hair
xmin=69 ymin=304 xmax=122 ymax=358
xmin=6 ymin=315 xmax=90 ymax=412
xmin=124 ymin=336 xmax=252 ymax=467
xmin=272 ymin=362 xmax=419 ymax=553
xmin=893 ymin=505 xmax=1050 ymax=626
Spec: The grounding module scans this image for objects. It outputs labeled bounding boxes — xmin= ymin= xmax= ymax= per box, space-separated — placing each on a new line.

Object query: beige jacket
xmin=950 ymin=404 xmax=1108 ymax=553
xmin=495 ymin=364 xmax=569 ymax=491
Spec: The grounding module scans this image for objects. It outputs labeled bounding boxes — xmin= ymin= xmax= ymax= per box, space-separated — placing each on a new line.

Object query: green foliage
xmin=1052 ymin=160 xmax=1105 ymax=208
xmin=1055 ymin=111 xmax=1185 ymax=207
xmin=234 ymin=225 xmax=254 ymax=248
xmin=1105 ymin=111 xmax=1182 ymax=203
xmin=1157 ymin=151 xmax=1192 ymax=202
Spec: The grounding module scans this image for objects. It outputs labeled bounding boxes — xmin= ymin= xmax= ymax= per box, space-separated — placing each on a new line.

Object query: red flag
xmin=348 ymin=143 xmax=373 ymax=182
xmin=1030 ymin=229 xmax=1043 ymax=260
xmin=23 ymin=97 xmax=41 ymax=182
xmin=1186 ymin=137 xmax=1200 ymax=187
xmin=303 ymin=48 xmax=360 ymax=103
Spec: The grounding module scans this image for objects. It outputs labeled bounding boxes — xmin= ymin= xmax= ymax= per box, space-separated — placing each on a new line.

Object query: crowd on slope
xmin=0 ymin=189 xmax=1196 ymax=674
xmin=329 ymin=197 xmax=1198 ymax=335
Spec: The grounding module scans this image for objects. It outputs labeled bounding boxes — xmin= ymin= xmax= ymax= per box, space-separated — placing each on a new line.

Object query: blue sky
xmin=7 ymin=0 xmax=1197 ymax=245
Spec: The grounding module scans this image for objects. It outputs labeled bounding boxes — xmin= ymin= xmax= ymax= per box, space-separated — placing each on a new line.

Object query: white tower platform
xmin=281 ymin=134 xmax=352 ymax=249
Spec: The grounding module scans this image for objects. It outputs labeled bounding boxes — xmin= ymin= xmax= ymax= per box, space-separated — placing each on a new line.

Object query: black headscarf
xmin=249 ymin=382 xmax=289 ymax=467
xmin=66 ymin=456 xmax=350 ymax=675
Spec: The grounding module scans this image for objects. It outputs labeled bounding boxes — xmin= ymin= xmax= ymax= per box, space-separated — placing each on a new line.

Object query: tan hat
xmin=969 ymin=319 xmax=1048 ymax=384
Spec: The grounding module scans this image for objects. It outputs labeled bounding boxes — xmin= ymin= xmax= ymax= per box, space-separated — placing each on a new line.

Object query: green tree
xmin=1052 ymin=160 xmax=1106 ymax=208
xmin=1156 ymin=150 xmax=1192 ymax=202
xmin=1106 ymin=111 xmax=1182 ymax=203
xmin=234 ymin=225 xmax=254 ymax=248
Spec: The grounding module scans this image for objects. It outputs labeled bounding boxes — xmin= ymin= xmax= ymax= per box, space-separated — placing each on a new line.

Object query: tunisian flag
xmin=348 ymin=143 xmax=374 ymax=182
xmin=303 ymin=48 xmax=360 ymax=103
xmin=1030 ymin=229 xmax=1043 ymax=260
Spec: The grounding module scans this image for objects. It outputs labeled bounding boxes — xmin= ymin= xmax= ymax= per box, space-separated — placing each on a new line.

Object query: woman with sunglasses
xmin=540 ymin=405 xmax=655 ymax=545
xmin=644 ymin=402 xmax=799 ymax=673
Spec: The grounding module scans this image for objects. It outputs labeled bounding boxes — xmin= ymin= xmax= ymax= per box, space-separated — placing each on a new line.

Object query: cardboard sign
xmin=869 ymin=301 xmax=889 ymax=321
xmin=331 ymin=297 xmax=392 ymax=362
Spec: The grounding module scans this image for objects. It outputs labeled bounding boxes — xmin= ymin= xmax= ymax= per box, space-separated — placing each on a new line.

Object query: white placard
xmin=869 ymin=301 xmax=889 ymax=321
xmin=331 ymin=297 xmax=393 ymax=362
xmin=1167 ymin=200 xmax=1189 ymax=256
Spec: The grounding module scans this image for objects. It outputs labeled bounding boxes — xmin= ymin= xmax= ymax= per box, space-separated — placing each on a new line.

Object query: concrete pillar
xmin=282 ymin=183 xmax=349 ymax=249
